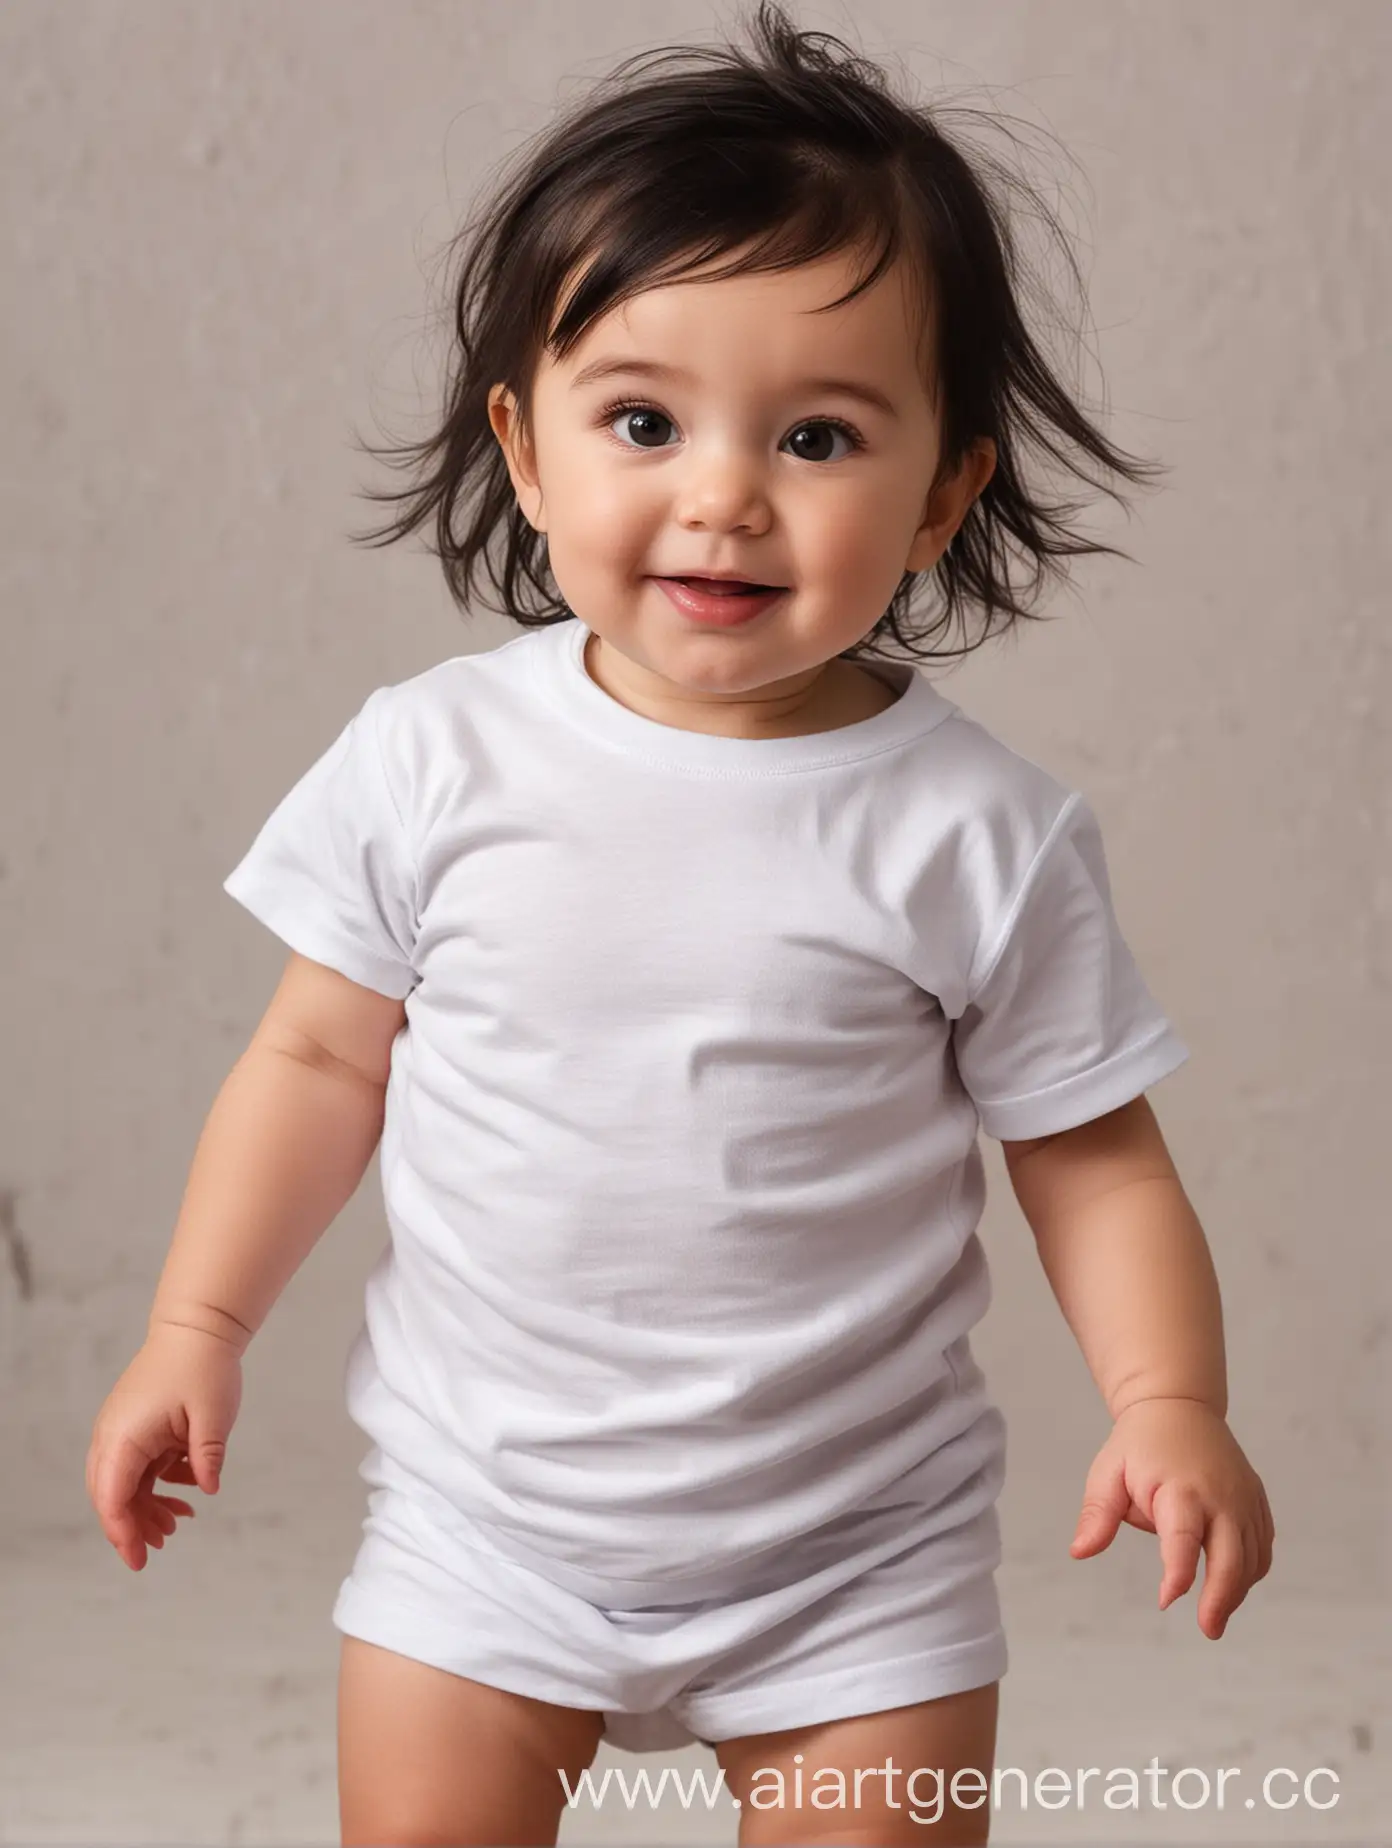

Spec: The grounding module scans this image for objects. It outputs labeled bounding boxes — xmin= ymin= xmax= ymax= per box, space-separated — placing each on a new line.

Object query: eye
xmin=601 ymin=400 xmax=676 ymax=451
xmin=597 ymin=398 xmax=864 ymax=462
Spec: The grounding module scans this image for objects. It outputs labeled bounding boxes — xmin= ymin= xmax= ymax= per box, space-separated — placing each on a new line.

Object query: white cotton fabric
xmin=328 ymin=1444 xmax=1009 ymax=1755
xmin=224 ymin=616 xmax=1189 ymax=1623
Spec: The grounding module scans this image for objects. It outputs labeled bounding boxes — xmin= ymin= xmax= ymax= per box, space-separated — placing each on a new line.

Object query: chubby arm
xmin=148 ymin=953 xmax=406 ymax=1356
xmin=1001 ymin=1096 xmax=1227 ymax=1419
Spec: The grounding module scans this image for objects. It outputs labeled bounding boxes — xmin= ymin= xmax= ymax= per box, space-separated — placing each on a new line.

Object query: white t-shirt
xmin=224 ymin=617 xmax=1189 ymax=1602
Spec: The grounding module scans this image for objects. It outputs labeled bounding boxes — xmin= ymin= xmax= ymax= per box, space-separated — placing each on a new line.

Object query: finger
xmin=1153 ymin=1483 xmax=1205 ymax=1608
xmin=115 ymin=1529 xmax=148 ymax=1572
xmin=185 ymin=1413 xmax=227 ymax=1495
xmin=144 ymin=1502 xmax=177 ymax=1537
xmin=132 ymin=1496 xmax=176 ymax=1547
xmin=130 ymin=1489 xmax=191 ymax=1540
xmin=151 ymin=1494 xmax=196 ymax=1519
xmin=1071 ymin=1460 xmax=1130 ymax=1558
xmin=1256 ymin=1489 xmax=1274 ymax=1580
xmin=1197 ymin=1514 xmax=1247 ymax=1638
xmin=94 ymin=1434 xmax=161 ymax=1553
xmin=1239 ymin=1521 xmax=1258 ymax=1600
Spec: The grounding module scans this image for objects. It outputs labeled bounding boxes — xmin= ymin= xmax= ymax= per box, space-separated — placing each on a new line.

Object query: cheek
xmin=553 ymin=505 xmax=650 ymax=590
xmin=565 ymin=474 xmax=657 ymax=567
xmin=799 ymin=495 xmax=886 ymax=571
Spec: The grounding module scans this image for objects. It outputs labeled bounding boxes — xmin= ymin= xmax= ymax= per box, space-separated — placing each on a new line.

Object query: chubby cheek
xmin=549 ymin=514 xmax=654 ymax=625
xmin=553 ymin=464 xmax=651 ymax=572
xmin=813 ymin=497 xmax=891 ymax=575
xmin=561 ymin=524 xmax=649 ymax=605
xmin=821 ymin=500 xmax=913 ymax=610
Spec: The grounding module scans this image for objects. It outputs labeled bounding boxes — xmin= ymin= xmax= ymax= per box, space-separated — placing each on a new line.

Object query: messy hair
xmin=349 ymin=0 xmax=1166 ymax=665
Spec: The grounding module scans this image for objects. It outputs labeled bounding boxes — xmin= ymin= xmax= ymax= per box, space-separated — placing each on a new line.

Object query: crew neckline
xmin=526 ymin=617 xmax=958 ymax=777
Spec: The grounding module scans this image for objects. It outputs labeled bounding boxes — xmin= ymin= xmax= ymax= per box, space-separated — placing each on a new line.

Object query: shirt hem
xmin=973 ymin=1023 xmax=1190 ymax=1141
xmin=222 ymin=872 xmax=417 ymax=1000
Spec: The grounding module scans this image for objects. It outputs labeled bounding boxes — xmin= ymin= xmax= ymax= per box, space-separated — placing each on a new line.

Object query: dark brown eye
xmin=604 ymin=402 xmax=675 ymax=448
xmin=599 ymin=397 xmax=863 ymax=461
xmin=787 ymin=424 xmax=851 ymax=463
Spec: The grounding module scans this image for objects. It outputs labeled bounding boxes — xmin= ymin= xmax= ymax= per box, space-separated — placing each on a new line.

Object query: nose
xmin=671 ymin=445 xmax=773 ymax=535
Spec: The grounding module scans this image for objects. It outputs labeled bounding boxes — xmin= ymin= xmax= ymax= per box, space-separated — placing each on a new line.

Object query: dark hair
xmin=348 ymin=0 xmax=1167 ymax=665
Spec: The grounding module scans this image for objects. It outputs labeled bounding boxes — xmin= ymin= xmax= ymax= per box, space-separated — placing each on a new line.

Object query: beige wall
xmin=3 ymin=1 xmax=1387 ymax=1839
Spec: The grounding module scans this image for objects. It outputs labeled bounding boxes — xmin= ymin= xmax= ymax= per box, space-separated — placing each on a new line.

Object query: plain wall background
xmin=2 ymin=1 xmax=1387 ymax=1840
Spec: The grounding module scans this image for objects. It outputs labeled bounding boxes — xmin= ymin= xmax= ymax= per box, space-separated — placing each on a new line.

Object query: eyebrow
xmin=568 ymin=356 xmax=900 ymax=420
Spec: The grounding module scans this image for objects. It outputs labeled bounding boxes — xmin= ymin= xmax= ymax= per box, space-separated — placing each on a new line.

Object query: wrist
xmin=1110 ymin=1389 xmax=1227 ymax=1421
xmin=148 ymin=1302 xmax=252 ymax=1358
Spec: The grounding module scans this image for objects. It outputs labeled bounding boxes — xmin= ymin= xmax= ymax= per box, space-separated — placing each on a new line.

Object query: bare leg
xmin=337 ymin=1633 xmax=607 ymax=1847
xmin=714 ymin=1681 xmax=1000 ymax=1846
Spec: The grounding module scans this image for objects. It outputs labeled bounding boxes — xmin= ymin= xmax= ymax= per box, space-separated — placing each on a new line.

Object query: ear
xmin=486 ymin=384 xmax=547 ymax=534
xmin=904 ymin=437 xmax=996 ymax=576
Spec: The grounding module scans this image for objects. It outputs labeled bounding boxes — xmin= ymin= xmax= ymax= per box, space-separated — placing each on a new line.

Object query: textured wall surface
xmin=2 ymin=0 xmax=1387 ymax=1840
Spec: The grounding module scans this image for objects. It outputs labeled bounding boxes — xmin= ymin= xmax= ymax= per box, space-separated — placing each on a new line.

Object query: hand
xmin=86 ymin=1323 xmax=243 ymax=1572
xmin=1069 ymin=1396 xmax=1274 ymax=1638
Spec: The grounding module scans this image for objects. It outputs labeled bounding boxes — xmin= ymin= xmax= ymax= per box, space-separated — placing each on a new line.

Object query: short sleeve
xmin=951 ymin=792 xmax=1189 ymax=1140
xmin=222 ymin=687 xmax=419 ymax=999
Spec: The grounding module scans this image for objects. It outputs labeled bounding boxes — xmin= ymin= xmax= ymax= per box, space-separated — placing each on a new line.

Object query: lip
xmin=662 ymin=570 xmax=787 ymax=585
xmin=654 ymin=577 xmax=786 ymax=626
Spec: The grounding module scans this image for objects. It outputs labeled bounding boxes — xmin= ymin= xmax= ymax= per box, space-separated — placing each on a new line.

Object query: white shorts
xmin=331 ymin=1446 xmax=1008 ymax=1754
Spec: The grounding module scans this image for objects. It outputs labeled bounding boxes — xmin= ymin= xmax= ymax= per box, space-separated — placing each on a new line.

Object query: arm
xmin=148 ymin=954 xmax=406 ymax=1357
xmin=87 ymin=956 xmax=404 ymax=1569
xmin=1001 ymin=1094 xmax=1227 ymax=1418
xmin=1002 ymin=1094 xmax=1273 ymax=1637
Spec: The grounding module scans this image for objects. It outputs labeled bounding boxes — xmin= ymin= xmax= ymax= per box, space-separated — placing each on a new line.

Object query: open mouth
xmin=655 ymin=577 xmax=787 ymax=624
xmin=667 ymin=577 xmax=782 ymax=595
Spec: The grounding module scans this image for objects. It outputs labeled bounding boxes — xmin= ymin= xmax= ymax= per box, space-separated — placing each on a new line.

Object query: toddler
xmin=88 ymin=6 xmax=1273 ymax=1844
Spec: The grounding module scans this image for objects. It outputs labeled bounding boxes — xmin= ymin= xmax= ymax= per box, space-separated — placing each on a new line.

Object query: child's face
xmin=489 ymin=246 xmax=994 ymax=722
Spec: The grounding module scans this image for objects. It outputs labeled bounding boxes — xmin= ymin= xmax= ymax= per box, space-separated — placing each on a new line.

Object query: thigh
xmin=337 ymin=1633 xmax=606 ymax=1847
xmin=714 ymin=1681 xmax=999 ymax=1847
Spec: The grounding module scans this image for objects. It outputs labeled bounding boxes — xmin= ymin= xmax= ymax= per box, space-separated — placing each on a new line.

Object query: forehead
xmin=545 ymin=248 xmax=932 ymax=397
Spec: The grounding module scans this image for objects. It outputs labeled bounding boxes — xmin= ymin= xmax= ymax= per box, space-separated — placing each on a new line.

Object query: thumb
xmin=1070 ymin=1463 xmax=1128 ymax=1558
xmin=186 ymin=1415 xmax=228 ymax=1495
